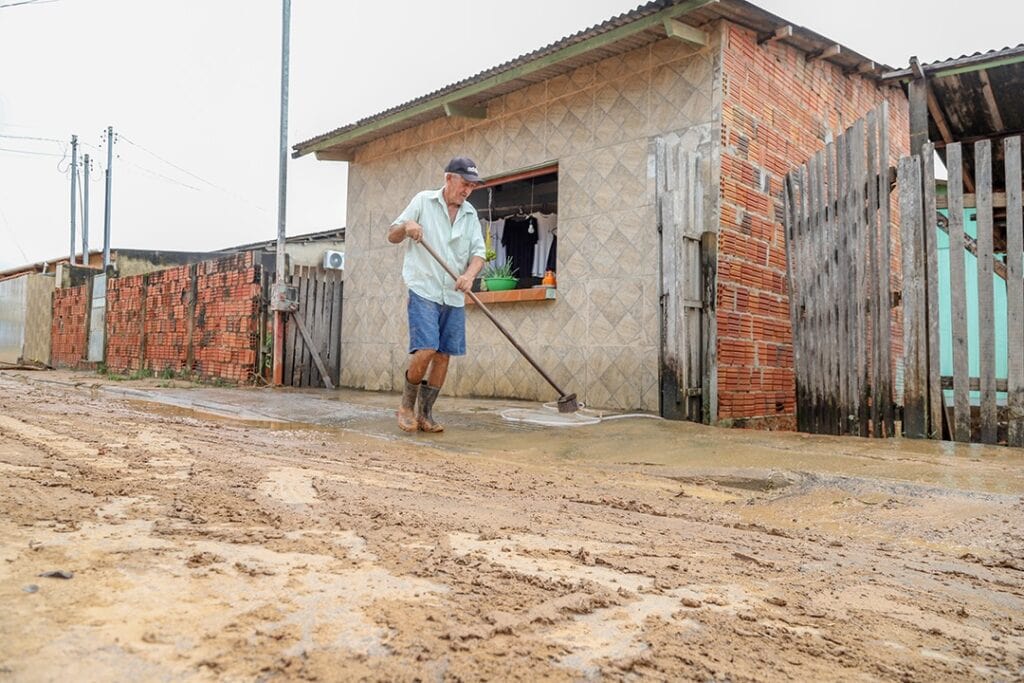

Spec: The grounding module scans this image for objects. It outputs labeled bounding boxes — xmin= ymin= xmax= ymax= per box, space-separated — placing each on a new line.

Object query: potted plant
xmin=481 ymin=257 xmax=518 ymax=291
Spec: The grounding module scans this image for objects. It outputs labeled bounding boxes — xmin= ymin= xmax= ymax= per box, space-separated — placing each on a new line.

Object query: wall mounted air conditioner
xmin=323 ymin=250 xmax=345 ymax=270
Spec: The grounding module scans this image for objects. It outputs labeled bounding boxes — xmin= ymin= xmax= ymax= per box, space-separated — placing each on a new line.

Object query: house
xmin=294 ymin=0 xmax=910 ymax=425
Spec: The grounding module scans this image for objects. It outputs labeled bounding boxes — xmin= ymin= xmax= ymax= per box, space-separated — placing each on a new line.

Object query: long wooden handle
xmin=417 ymin=239 xmax=568 ymax=397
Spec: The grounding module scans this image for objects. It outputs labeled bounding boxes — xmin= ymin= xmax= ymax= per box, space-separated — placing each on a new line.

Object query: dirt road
xmin=1 ymin=371 xmax=1022 ymax=681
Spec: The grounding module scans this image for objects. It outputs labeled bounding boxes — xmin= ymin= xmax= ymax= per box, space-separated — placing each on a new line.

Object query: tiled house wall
xmin=716 ymin=23 xmax=909 ymax=426
xmin=343 ymin=35 xmax=721 ymax=410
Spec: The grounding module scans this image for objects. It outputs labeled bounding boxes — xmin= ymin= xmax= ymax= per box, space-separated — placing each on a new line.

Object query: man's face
xmin=445 ymin=173 xmax=478 ymax=205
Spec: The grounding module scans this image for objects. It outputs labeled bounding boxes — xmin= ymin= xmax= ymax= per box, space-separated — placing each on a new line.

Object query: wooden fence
xmin=904 ymin=136 xmax=1024 ymax=446
xmin=785 ymin=107 xmax=1024 ymax=445
xmin=283 ymin=266 xmax=343 ymax=388
xmin=782 ymin=102 xmax=895 ymax=437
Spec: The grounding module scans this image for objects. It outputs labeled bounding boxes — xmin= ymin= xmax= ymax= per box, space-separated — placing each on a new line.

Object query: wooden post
xmin=878 ymin=101 xmax=895 ymax=436
xmin=921 ymin=143 xmax=943 ymax=438
xmin=947 ymin=143 xmax=971 ymax=442
xmin=1006 ymin=136 xmax=1024 ymax=447
xmin=975 ymin=140 xmax=997 ymax=444
xmin=899 ymin=155 xmax=927 ymax=438
xmin=909 ymin=78 xmax=929 ymax=158
xmin=866 ymin=111 xmax=881 ymax=436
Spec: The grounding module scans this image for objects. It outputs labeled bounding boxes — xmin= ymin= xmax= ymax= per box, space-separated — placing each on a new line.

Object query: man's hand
xmin=387 ymin=220 xmax=423 ymax=244
xmin=403 ymin=221 xmax=423 ymax=242
xmin=454 ymin=273 xmax=474 ymax=293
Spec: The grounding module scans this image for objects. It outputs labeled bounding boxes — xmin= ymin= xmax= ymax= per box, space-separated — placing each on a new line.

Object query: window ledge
xmin=467 ymin=287 xmax=557 ymax=305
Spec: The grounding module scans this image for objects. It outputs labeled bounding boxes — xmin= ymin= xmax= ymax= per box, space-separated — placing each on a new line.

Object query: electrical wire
xmin=118 ymin=132 xmax=270 ymax=214
xmin=116 ymin=154 xmax=203 ymax=192
xmin=0 ymin=133 xmax=64 ymax=144
xmin=0 ymin=0 xmax=60 ymax=8
xmin=0 ymin=146 xmax=65 ymax=158
xmin=0 ymin=193 xmax=29 ymax=263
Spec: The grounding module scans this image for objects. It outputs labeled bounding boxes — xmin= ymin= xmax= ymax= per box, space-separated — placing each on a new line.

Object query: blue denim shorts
xmin=408 ymin=290 xmax=466 ymax=356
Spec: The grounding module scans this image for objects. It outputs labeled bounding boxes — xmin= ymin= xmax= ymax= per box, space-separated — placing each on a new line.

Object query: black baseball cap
xmin=444 ymin=156 xmax=483 ymax=184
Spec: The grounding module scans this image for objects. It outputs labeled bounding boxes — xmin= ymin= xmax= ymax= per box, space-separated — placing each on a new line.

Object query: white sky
xmin=1 ymin=0 xmax=1020 ymax=270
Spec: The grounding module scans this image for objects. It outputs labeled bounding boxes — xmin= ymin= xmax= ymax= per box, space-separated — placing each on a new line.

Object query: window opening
xmin=469 ymin=166 xmax=558 ymax=291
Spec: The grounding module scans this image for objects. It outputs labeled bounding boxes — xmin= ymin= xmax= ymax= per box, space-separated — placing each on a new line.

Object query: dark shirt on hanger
xmin=501 ymin=216 xmax=539 ymax=279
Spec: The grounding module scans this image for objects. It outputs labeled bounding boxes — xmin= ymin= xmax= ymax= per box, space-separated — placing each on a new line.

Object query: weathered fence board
xmin=1005 ymin=136 xmax=1024 ymax=447
xmin=900 ymin=154 xmax=928 ymax=438
xmin=922 ymin=143 xmax=942 ymax=438
xmin=877 ymin=101 xmax=895 ymax=436
xmin=975 ymin=140 xmax=997 ymax=444
xmin=284 ymin=266 xmax=343 ymax=389
xmin=946 ymin=143 xmax=971 ymax=443
xmin=783 ymin=103 xmax=895 ymax=437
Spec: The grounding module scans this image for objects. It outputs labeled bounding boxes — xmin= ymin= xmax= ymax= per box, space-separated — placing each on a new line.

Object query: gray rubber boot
xmin=416 ymin=382 xmax=444 ymax=433
xmin=397 ymin=374 xmax=419 ymax=432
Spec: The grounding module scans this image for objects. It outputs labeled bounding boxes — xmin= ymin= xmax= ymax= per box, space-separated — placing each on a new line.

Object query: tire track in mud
xmin=2 ymin=372 xmax=1024 ymax=680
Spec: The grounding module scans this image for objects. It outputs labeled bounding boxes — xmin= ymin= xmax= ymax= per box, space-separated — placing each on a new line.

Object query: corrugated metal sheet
xmin=295 ymin=0 xmax=890 ymax=160
xmin=884 ymin=44 xmax=1024 ymax=192
xmin=0 ymin=275 xmax=28 ymax=363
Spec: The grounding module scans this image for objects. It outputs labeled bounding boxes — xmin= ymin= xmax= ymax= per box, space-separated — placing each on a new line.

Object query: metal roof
xmin=294 ymin=0 xmax=891 ymax=161
xmin=883 ymin=44 xmax=1024 ymax=193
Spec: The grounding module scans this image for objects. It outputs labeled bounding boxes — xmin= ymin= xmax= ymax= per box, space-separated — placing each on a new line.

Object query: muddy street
xmin=0 ymin=370 xmax=1022 ymax=681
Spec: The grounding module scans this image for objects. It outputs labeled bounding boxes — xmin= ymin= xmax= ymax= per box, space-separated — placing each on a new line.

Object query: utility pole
xmin=69 ymin=134 xmax=78 ymax=264
xmin=102 ymin=126 xmax=114 ymax=269
xmin=270 ymin=0 xmax=294 ymax=385
xmin=82 ymin=153 xmax=90 ymax=265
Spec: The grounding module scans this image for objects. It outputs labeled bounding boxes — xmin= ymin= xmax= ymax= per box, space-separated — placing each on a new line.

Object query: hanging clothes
xmin=501 ymin=215 xmax=538 ymax=279
xmin=533 ymin=212 xmax=557 ymax=277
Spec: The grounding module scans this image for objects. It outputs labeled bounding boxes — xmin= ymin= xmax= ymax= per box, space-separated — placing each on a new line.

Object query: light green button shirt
xmin=393 ymin=187 xmax=486 ymax=308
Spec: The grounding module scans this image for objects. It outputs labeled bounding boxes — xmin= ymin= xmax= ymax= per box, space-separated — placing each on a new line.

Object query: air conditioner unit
xmin=323 ymin=250 xmax=345 ymax=270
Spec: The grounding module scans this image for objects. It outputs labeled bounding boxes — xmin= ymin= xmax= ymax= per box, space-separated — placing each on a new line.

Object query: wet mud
xmin=0 ymin=370 xmax=1022 ymax=681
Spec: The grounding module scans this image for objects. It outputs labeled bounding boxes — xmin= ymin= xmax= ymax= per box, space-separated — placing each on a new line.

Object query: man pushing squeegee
xmin=387 ymin=156 xmax=578 ymax=433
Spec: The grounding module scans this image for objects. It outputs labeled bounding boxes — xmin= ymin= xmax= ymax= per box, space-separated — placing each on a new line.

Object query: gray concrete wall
xmin=342 ymin=34 xmax=722 ymax=410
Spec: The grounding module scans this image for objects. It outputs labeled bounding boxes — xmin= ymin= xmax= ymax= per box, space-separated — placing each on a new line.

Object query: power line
xmin=0 ymin=146 xmax=65 ymax=158
xmin=0 ymin=0 xmax=60 ymax=8
xmin=0 ymin=194 xmax=29 ymax=263
xmin=118 ymin=132 xmax=270 ymax=213
xmin=0 ymin=133 xmax=64 ymax=144
xmin=116 ymin=155 xmax=203 ymax=192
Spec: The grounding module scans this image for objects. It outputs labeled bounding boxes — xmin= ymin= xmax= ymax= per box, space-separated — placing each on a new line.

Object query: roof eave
xmin=292 ymin=0 xmax=719 ymax=159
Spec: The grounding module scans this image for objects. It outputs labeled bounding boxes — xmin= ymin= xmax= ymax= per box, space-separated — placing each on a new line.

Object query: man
xmin=387 ymin=157 xmax=486 ymax=433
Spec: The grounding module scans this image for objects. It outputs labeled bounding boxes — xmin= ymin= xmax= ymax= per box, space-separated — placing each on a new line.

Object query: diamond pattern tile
xmin=339 ymin=37 xmax=716 ymax=410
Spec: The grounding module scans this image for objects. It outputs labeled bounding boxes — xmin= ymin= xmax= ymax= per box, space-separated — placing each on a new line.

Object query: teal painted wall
xmin=936 ymin=210 xmax=1010 ymax=403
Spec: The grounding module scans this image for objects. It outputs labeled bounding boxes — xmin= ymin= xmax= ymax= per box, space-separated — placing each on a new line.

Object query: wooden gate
xmin=655 ymin=136 xmax=717 ymax=423
xmin=782 ymin=103 xmax=896 ymax=437
xmin=283 ymin=266 xmax=343 ymax=388
xmin=902 ymin=137 xmax=1024 ymax=446
xmin=784 ymin=102 xmax=1024 ymax=445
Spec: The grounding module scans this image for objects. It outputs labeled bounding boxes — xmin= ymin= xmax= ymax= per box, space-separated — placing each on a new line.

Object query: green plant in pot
xmin=481 ymin=257 xmax=518 ymax=291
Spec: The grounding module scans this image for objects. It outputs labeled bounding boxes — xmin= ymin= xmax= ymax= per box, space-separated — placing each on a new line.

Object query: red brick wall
xmin=105 ymin=274 xmax=146 ymax=371
xmin=717 ymin=22 xmax=910 ymax=426
xmin=102 ymin=253 xmax=262 ymax=383
xmin=51 ymin=284 xmax=89 ymax=368
xmin=141 ymin=264 xmax=193 ymax=375
xmin=192 ymin=253 xmax=261 ymax=383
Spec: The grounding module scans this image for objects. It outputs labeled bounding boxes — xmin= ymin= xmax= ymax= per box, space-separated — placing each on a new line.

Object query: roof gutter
xmin=293 ymin=0 xmax=719 ymax=160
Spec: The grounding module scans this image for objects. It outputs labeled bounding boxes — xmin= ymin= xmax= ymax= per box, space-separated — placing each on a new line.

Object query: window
xmin=469 ymin=164 xmax=558 ymax=293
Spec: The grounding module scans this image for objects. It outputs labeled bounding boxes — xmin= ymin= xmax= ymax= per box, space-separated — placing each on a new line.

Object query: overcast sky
xmin=1 ymin=0 xmax=1020 ymax=270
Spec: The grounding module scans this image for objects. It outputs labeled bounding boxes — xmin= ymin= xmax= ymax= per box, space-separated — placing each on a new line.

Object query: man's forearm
xmin=464 ymin=256 xmax=485 ymax=279
xmin=387 ymin=221 xmax=407 ymax=244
